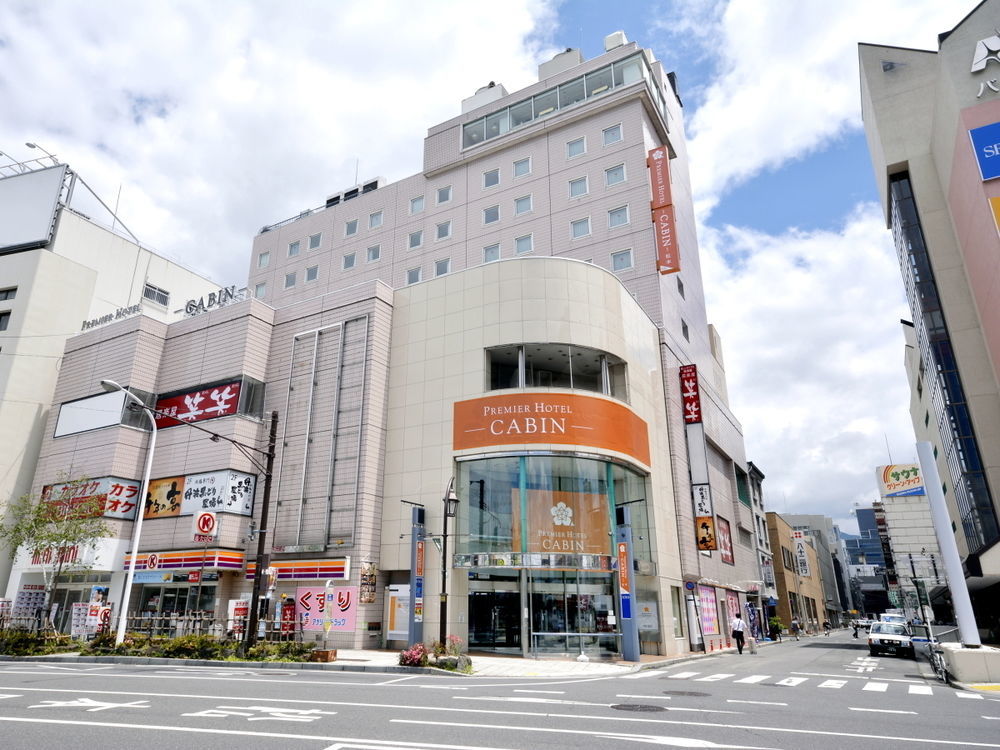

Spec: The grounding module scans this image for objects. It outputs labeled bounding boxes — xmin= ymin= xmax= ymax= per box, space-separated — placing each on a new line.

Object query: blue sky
xmin=0 ymin=0 xmax=971 ymax=532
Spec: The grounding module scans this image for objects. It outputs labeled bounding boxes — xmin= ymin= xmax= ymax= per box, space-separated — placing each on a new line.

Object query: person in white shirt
xmin=730 ymin=613 xmax=747 ymax=654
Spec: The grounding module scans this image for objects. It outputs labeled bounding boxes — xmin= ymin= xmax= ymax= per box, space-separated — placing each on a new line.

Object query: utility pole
xmin=245 ymin=411 xmax=278 ymax=650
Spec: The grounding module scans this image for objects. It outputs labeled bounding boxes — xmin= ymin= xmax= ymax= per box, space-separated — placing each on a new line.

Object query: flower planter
xmin=309 ymin=649 xmax=337 ymax=662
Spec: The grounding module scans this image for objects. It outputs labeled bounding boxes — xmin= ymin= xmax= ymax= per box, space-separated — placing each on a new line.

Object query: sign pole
xmin=245 ymin=411 xmax=278 ymax=651
xmin=616 ymin=505 xmax=640 ymax=662
xmin=408 ymin=505 xmax=425 ymax=645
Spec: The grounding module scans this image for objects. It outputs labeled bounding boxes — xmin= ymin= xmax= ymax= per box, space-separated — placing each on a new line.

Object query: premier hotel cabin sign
xmin=453 ymin=393 xmax=650 ymax=467
xmin=647 ymin=145 xmax=679 ymax=275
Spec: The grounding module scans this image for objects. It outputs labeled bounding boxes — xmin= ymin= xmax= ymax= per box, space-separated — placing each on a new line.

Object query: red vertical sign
xmin=647 ymin=146 xmax=672 ymax=209
xmin=647 ymin=145 xmax=680 ymax=275
xmin=617 ymin=542 xmax=631 ymax=595
xmin=679 ymin=364 xmax=701 ymax=424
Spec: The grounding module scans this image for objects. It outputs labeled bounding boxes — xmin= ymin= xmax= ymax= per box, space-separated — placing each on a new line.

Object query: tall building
xmin=13 ymin=32 xmax=758 ymax=658
xmin=860 ymin=0 xmax=1000 ymax=630
xmin=783 ymin=514 xmax=847 ymax=625
xmin=765 ymin=512 xmax=826 ymax=632
xmin=0 ymin=157 xmax=221 ymax=595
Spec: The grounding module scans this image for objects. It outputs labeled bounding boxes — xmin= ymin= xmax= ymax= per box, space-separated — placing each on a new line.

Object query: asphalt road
xmin=0 ymin=632 xmax=997 ymax=749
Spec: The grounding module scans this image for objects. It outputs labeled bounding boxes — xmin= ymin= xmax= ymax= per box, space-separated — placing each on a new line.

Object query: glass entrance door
xmin=529 ymin=570 xmax=618 ymax=657
xmin=468 ymin=590 xmax=521 ymax=652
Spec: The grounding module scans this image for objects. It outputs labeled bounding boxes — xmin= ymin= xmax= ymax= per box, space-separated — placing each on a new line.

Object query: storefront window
xmin=486 ymin=343 xmax=627 ymax=401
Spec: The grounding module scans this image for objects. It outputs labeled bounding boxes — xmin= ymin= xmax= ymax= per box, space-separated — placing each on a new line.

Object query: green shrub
xmin=0 ymin=629 xmax=55 ymax=656
xmin=156 ymin=634 xmax=237 ymax=660
xmin=244 ymin=640 xmax=314 ymax=661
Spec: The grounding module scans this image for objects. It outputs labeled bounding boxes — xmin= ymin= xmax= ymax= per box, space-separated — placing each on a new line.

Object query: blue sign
xmin=969 ymin=121 xmax=1000 ymax=181
xmin=620 ymin=593 xmax=633 ymax=619
xmin=414 ymin=577 xmax=423 ymax=597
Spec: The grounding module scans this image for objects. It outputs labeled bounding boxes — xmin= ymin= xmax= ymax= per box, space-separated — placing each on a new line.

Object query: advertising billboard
xmin=968 ymin=121 xmax=1000 ymax=180
xmin=0 ymin=165 xmax=67 ymax=254
xmin=875 ymin=464 xmax=925 ymax=497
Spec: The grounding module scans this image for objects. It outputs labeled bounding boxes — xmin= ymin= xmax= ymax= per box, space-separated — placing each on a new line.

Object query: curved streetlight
xmin=25 ymin=142 xmax=59 ymax=166
xmin=101 ymin=379 xmax=157 ymax=645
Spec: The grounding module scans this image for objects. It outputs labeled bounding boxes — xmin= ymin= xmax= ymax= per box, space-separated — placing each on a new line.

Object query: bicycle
xmin=928 ymin=646 xmax=949 ymax=683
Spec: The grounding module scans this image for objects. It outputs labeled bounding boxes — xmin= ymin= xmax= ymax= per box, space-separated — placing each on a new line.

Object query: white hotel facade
xmin=11 ymin=32 xmax=761 ymax=658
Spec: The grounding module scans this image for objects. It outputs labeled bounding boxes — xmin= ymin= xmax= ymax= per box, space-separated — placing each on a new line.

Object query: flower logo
xmin=551 ymin=501 xmax=573 ymax=527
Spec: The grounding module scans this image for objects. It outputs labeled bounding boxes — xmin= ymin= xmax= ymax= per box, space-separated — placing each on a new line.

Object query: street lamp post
xmin=25 ymin=142 xmax=59 ymax=166
xmin=439 ymin=478 xmax=459 ymax=645
xmin=100 ymin=379 xmax=156 ymax=646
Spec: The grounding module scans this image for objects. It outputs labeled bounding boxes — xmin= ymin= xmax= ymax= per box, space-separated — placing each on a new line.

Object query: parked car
xmin=868 ymin=621 xmax=915 ymax=658
xmin=879 ymin=613 xmax=908 ymax=626
xmin=909 ymin=624 xmax=936 ymax=657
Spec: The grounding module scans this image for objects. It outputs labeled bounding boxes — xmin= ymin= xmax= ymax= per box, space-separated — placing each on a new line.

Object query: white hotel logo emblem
xmin=551 ymin=501 xmax=574 ymax=527
xmin=972 ymin=34 xmax=1000 ymax=72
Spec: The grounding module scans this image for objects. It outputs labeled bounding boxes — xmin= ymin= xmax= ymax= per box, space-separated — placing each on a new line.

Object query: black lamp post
xmin=440 ymin=477 xmax=459 ymax=645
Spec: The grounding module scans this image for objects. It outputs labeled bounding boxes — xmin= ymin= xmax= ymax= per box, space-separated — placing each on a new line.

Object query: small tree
xmin=0 ymin=480 xmax=112 ymax=627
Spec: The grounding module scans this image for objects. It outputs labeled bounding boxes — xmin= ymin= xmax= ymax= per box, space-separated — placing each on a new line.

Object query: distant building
xmin=766 ymin=512 xmax=826 ymax=633
xmin=783 ymin=514 xmax=846 ymax=626
xmin=0 ymin=159 xmax=221 ymax=596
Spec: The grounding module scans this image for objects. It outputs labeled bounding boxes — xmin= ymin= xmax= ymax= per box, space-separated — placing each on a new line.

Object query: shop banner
xmin=695 ymin=516 xmax=718 ymax=551
xmin=42 ymin=477 xmax=142 ymax=520
xmin=717 ymin=517 xmax=734 ymax=564
xmin=145 ymin=476 xmax=185 ymax=518
xmin=296 ymin=586 xmax=358 ymax=632
xmin=652 ymin=204 xmax=679 ymax=275
xmin=647 ymin=145 xmax=672 ymax=209
xmin=876 ymin=464 xmax=925 ymax=498
xmin=697 ymin=584 xmax=719 ymax=635
xmin=679 ymin=365 xmax=702 ymax=424
xmin=154 ymin=380 xmax=241 ymax=429
xmin=511 ymin=489 xmax=611 ymax=555
xmin=726 ymin=590 xmax=740 ymax=625
xmin=692 ymin=484 xmax=713 ymax=516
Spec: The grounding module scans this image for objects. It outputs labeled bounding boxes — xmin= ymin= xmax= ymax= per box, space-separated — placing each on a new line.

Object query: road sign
xmin=193 ymin=511 xmax=218 ymax=543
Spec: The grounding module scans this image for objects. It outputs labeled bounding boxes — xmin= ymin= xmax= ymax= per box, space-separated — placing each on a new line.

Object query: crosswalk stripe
xmin=695 ymin=673 xmax=735 ymax=682
xmin=818 ymin=680 xmax=847 ymax=689
xmin=908 ymin=684 xmax=933 ymax=695
xmin=620 ymin=671 xmax=661 ymax=679
xmin=667 ymin=671 xmax=700 ymax=679
xmin=775 ymin=677 xmax=808 ymax=686
xmin=733 ymin=675 xmax=770 ymax=684
xmin=956 ymin=691 xmax=985 ymax=699
xmin=863 ymin=682 xmax=889 ymax=692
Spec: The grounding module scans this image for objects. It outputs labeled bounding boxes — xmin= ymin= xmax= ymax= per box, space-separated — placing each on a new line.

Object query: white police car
xmin=868 ymin=621 xmax=915 ymax=658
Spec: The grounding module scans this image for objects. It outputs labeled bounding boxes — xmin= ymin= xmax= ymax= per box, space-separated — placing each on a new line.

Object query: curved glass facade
xmin=455 ymin=454 xmax=651 ymax=657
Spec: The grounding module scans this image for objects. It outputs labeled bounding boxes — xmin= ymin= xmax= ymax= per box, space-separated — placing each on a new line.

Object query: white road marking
xmin=775 ymin=677 xmax=807 ymax=686
xmin=417 ymin=685 xmax=468 ymax=690
xmin=848 ymin=707 xmax=917 ymax=714
xmin=667 ymin=671 xmax=700 ymax=679
xmin=862 ymin=682 xmax=889 ymax=692
xmin=695 ymin=673 xmax=734 ymax=682
xmin=0 ymin=694 xmax=21 ymax=699
xmin=983 ymin=716 xmax=1000 ymax=720
xmin=957 ymin=692 xmax=985 ymax=700
xmin=727 ymin=699 xmax=787 ymax=706
xmin=375 ymin=676 xmax=418 ymax=685
xmin=733 ymin=675 xmax=769 ymax=684
xmin=513 ymin=690 xmax=565 ymax=694
xmin=791 ymin=672 xmax=922 ymax=683
xmin=908 ymin=685 xmax=933 ymax=695
xmin=817 ymin=680 xmax=846 ymax=689
xmin=620 ymin=671 xmax=662 ymax=679
xmin=616 ymin=694 xmax=672 ymax=700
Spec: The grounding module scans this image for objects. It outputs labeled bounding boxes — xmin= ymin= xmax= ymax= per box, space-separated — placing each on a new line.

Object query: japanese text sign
xmin=295 ymin=586 xmax=358 ymax=632
xmin=154 ymin=380 xmax=241 ymax=429
xmin=42 ymin=477 xmax=141 ymax=521
xmin=679 ymin=365 xmax=701 ymax=424
xmin=717 ymin=516 xmax=734 ymax=565
xmin=652 ymin=204 xmax=679 ymax=275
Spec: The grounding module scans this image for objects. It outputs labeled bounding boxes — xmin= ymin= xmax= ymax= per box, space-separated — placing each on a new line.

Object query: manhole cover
xmin=611 ymin=704 xmax=667 ymax=713
xmin=661 ymin=690 xmax=709 ymax=697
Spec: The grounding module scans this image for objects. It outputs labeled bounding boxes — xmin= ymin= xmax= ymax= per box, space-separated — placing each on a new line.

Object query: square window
xmin=257 ymin=251 xmax=270 ymax=269
xmin=608 ymin=205 xmax=629 ymax=228
xmin=254 ymin=282 xmax=266 ymax=299
xmin=410 ymin=195 xmax=425 ymax=214
xmin=437 ymin=185 xmax=452 ymax=204
xmin=284 ymin=272 xmax=296 ymax=289
xmin=483 ymin=205 xmax=499 ymax=224
xmin=407 ymin=267 xmax=422 ymax=285
xmin=605 ymin=164 xmax=625 ymax=186
xmin=369 ymin=211 xmax=383 ymax=229
xmin=602 ymin=123 xmax=623 ymax=145
xmin=367 ymin=244 xmax=381 ymax=262
xmin=483 ymin=168 xmax=500 ymax=188
xmin=571 ymin=217 xmax=591 ymax=238
xmin=484 ymin=243 xmax=500 ymax=263
xmin=345 ymin=219 xmax=358 ymax=237
xmin=409 ymin=230 xmax=423 ymax=249
xmin=343 ymin=253 xmax=356 ymax=270
xmin=514 ymin=195 xmax=532 ymax=215
xmin=288 ymin=240 xmax=300 ymax=257
xmin=306 ymin=265 xmax=319 ymax=281
xmin=611 ymin=249 xmax=633 ymax=271
xmin=435 ymin=258 xmax=451 ymax=276
xmin=515 ymin=234 xmax=533 ymax=254
xmin=569 ymin=177 xmax=588 ymax=198
xmin=308 ymin=233 xmax=322 ymax=250
xmin=513 ymin=157 xmax=531 ymax=177
xmin=566 ymin=137 xmax=585 ymax=158
xmin=436 ymin=220 xmax=452 ymax=240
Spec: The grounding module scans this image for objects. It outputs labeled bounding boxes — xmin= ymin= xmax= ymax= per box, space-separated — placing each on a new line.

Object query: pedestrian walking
xmin=730 ymin=612 xmax=747 ymax=655
xmin=790 ymin=617 xmax=801 ymax=641
xmin=852 ymin=620 xmax=860 ymax=638
xmin=823 ymin=620 xmax=831 ymax=636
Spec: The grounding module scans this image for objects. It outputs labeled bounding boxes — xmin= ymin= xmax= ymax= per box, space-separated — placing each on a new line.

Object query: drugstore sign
xmin=453 ymin=393 xmax=650 ymax=466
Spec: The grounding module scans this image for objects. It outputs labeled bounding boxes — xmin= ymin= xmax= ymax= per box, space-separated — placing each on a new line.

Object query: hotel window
xmin=515 ymin=234 xmax=533 ymax=254
xmin=514 ymin=195 xmax=532 ymax=215
xmin=306 ymin=265 xmax=319 ymax=281
xmin=682 ymin=319 xmax=690 ymax=341
xmin=483 ymin=205 xmax=499 ymax=224
xmin=571 ymin=217 xmax=591 ymax=239
xmin=367 ymin=244 xmax=381 ymax=262
xmin=483 ymin=243 xmax=500 ymax=263
xmin=0 ymin=287 xmax=15 ymax=301
xmin=566 ymin=137 xmax=585 ymax=158
xmin=284 ymin=272 xmax=296 ymax=289
xmin=483 ymin=168 xmax=500 ymax=188
xmin=257 ymin=251 xmax=270 ymax=269
xmin=605 ymin=163 xmax=625 ymax=186
xmin=677 ymin=277 xmax=685 ymax=298
xmin=602 ymin=123 xmax=623 ymax=145
xmin=288 ymin=240 xmax=300 ymax=257
xmin=408 ymin=230 xmax=423 ymax=249
xmin=407 ymin=267 xmax=422 ymax=285
xmin=513 ymin=157 xmax=531 ymax=177
xmin=254 ymin=282 xmax=266 ymax=299
xmin=437 ymin=185 xmax=452 ymax=204
xmin=343 ymin=253 xmax=356 ymax=270
xmin=569 ymin=176 xmax=588 ymax=198
xmin=345 ymin=219 xmax=359 ymax=237
xmin=611 ymin=249 xmax=633 ymax=271
xmin=369 ymin=210 xmax=383 ymax=229
xmin=608 ymin=205 xmax=629 ymax=228
xmin=486 ymin=343 xmax=627 ymax=399
xmin=142 ymin=283 xmax=170 ymax=307
xmin=436 ymin=220 xmax=452 ymax=240
xmin=435 ymin=258 xmax=451 ymax=277
xmin=0 ymin=311 xmax=10 ymax=331
xmin=410 ymin=195 xmax=425 ymax=214
xmin=308 ymin=233 xmax=322 ymax=250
